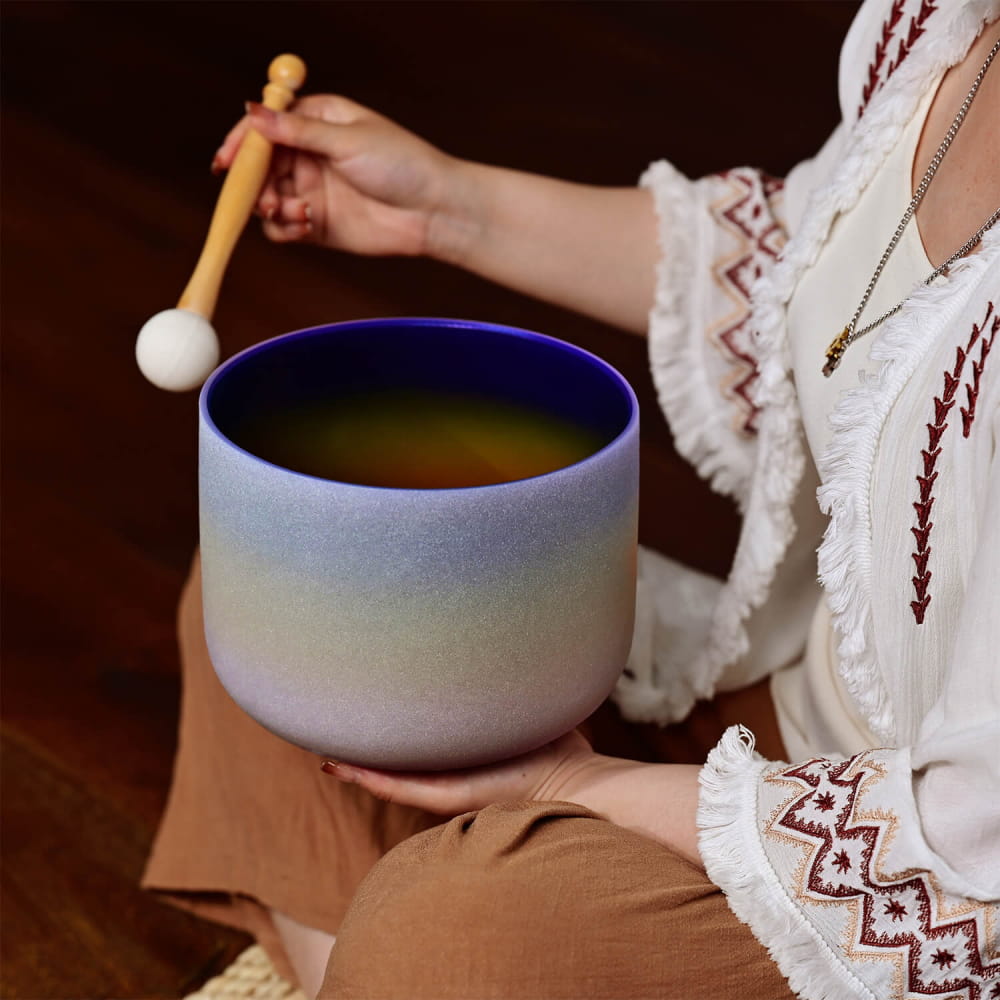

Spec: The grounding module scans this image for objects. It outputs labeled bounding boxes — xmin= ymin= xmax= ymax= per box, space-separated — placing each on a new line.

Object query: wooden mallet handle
xmin=177 ymin=54 xmax=307 ymax=319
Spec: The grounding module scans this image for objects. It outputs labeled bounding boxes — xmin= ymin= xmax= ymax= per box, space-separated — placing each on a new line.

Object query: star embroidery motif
xmin=814 ymin=792 xmax=836 ymax=812
xmin=931 ymin=949 xmax=956 ymax=970
xmin=772 ymin=752 xmax=1000 ymax=995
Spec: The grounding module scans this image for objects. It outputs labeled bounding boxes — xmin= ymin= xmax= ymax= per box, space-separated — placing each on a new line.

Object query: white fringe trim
xmin=632 ymin=158 xmax=799 ymax=725
xmin=817 ymin=227 xmax=1000 ymax=743
xmin=627 ymin=2 xmax=999 ymax=727
xmin=641 ymin=160 xmax=755 ymax=505
xmin=614 ymin=551 xmax=722 ymax=723
xmin=809 ymin=0 xmax=1000 ymax=744
xmin=690 ymin=0 xmax=999 ymax=735
xmin=686 ymin=308 xmax=806 ymax=701
xmin=699 ymin=726 xmax=874 ymax=1000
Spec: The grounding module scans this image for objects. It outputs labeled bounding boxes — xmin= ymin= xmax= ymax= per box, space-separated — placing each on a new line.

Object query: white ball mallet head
xmin=136 ymin=308 xmax=220 ymax=392
xmin=136 ymin=54 xmax=307 ymax=392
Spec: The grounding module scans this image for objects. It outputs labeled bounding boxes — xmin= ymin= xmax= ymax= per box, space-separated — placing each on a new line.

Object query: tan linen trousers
xmin=144 ymin=555 xmax=794 ymax=998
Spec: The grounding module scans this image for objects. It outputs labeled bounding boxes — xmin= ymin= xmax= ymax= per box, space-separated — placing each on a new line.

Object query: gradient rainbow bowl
xmin=199 ymin=318 xmax=639 ymax=770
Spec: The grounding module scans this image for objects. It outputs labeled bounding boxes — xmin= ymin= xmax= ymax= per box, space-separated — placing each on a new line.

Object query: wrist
xmin=556 ymin=757 xmax=704 ymax=869
xmin=423 ymin=157 xmax=492 ymax=267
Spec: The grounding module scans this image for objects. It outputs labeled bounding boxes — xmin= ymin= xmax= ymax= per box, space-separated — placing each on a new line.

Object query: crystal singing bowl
xmin=199 ymin=317 xmax=639 ymax=770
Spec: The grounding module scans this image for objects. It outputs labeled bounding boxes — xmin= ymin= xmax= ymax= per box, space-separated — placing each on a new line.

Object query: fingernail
xmin=210 ymin=154 xmax=224 ymax=175
xmin=245 ymin=100 xmax=277 ymax=121
xmin=264 ymin=204 xmax=277 ymax=222
xmin=321 ymin=760 xmax=358 ymax=782
xmin=303 ymin=202 xmax=312 ymax=221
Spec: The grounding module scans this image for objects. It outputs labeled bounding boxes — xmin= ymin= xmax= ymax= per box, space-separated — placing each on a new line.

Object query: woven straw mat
xmin=182 ymin=944 xmax=307 ymax=1000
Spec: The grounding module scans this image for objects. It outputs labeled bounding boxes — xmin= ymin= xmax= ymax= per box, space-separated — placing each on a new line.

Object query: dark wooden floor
xmin=1 ymin=3 xmax=857 ymax=997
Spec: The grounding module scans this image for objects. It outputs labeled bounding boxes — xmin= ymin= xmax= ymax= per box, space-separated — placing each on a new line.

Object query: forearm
xmin=558 ymin=757 xmax=703 ymax=868
xmin=430 ymin=162 xmax=659 ymax=336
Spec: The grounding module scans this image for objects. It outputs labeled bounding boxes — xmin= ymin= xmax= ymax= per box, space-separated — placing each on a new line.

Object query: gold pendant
xmin=823 ymin=327 xmax=850 ymax=378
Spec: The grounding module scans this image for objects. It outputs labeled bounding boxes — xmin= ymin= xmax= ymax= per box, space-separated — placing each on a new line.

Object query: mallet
xmin=136 ymin=54 xmax=307 ymax=391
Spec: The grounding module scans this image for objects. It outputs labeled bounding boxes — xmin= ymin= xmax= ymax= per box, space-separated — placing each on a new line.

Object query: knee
xmin=333 ymin=799 xmax=602 ymax=934
xmin=318 ymin=801 xmax=659 ymax=999
xmin=318 ymin=801 xmax=792 ymax=1000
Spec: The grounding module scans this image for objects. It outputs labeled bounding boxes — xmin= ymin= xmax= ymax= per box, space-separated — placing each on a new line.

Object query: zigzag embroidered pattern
xmin=707 ymin=169 xmax=786 ymax=436
xmin=909 ymin=301 xmax=997 ymax=624
xmin=858 ymin=0 xmax=938 ymax=118
xmin=767 ymin=753 xmax=1000 ymax=998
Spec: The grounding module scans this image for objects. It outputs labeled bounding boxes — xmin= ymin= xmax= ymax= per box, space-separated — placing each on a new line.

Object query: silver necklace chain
xmin=823 ymin=36 xmax=1000 ymax=377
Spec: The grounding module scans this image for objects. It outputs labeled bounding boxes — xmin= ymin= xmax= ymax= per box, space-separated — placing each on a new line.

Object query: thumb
xmin=245 ymin=102 xmax=358 ymax=161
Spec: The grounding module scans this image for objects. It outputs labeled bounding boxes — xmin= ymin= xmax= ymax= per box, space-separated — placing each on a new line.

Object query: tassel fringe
xmin=692 ymin=11 xmax=1000 ymax=1000
xmin=641 ymin=160 xmax=755 ymax=505
xmin=699 ymin=726 xmax=872 ymax=1000
xmin=626 ymin=0 xmax=1000 ymax=732
xmin=818 ymin=227 xmax=1000 ymax=743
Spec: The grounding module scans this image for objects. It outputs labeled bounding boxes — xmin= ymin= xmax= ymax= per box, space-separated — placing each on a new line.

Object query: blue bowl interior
xmin=205 ymin=318 xmax=635 ymax=474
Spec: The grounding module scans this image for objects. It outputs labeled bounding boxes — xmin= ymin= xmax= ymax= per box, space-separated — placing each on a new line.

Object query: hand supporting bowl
xmin=199 ymin=317 xmax=639 ymax=770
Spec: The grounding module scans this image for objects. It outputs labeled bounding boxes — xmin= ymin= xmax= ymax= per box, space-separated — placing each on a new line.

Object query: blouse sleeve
xmin=640 ymin=161 xmax=791 ymax=508
xmin=639 ymin=132 xmax=843 ymax=507
xmin=620 ymin=145 xmax=839 ymax=724
xmin=697 ymin=409 xmax=1000 ymax=1000
xmin=638 ymin=0 xmax=896 ymax=507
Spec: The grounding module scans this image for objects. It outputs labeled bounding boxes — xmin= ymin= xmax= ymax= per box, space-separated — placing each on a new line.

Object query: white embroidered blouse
xmin=617 ymin=1 xmax=1000 ymax=997
xmin=772 ymin=75 xmax=938 ymax=764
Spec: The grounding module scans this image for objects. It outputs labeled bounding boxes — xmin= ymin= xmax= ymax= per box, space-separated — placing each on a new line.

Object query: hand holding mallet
xmin=136 ymin=54 xmax=307 ymax=391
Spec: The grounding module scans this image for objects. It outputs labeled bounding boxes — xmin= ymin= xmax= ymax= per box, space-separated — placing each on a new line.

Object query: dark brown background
xmin=1 ymin=2 xmax=858 ymax=997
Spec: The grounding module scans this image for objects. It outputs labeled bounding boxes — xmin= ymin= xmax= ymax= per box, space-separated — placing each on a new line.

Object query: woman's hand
xmin=213 ymin=95 xmax=658 ymax=333
xmin=320 ymin=729 xmax=600 ymax=816
xmin=321 ymin=731 xmax=705 ymax=868
xmin=213 ymin=95 xmax=475 ymax=260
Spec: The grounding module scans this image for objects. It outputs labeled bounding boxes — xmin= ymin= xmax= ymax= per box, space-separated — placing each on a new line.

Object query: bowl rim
xmin=199 ymin=316 xmax=640 ymax=495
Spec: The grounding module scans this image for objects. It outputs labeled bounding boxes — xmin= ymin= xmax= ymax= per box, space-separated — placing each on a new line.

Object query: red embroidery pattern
xmin=961 ymin=307 xmax=998 ymax=438
xmin=909 ymin=302 xmax=996 ymax=624
xmin=709 ymin=169 xmax=786 ymax=436
xmin=858 ymin=0 xmax=937 ymax=118
xmin=771 ymin=754 xmax=1000 ymax=998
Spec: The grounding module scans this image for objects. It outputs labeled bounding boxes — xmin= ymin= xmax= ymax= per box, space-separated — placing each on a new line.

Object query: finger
xmin=255 ymin=148 xmax=295 ymax=219
xmin=213 ymin=94 xmax=367 ymax=173
xmin=261 ymin=216 xmax=313 ymax=244
xmin=317 ymin=738 xmax=581 ymax=815
xmin=276 ymin=171 xmax=297 ymax=199
xmin=293 ymin=92 xmax=369 ymax=126
xmin=269 ymin=146 xmax=296 ymax=186
xmin=259 ymin=193 xmax=312 ymax=227
xmin=321 ymin=760 xmax=457 ymax=811
xmin=256 ymin=187 xmax=280 ymax=222
xmin=212 ymin=114 xmax=253 ymax=172
xmin=278 ymin=196 xmax=313 ymax=225
xmin=245 ymin=102 xmax=363 ymax=162
xmin=320 ymin=760 xmax=492 ymax=815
